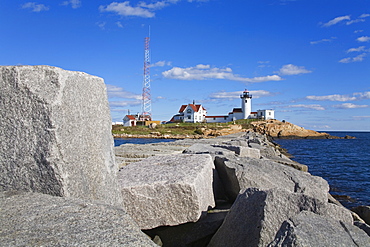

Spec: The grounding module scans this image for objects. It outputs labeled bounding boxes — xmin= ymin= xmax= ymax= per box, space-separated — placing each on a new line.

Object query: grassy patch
xmin=112 ymin=119 xmax=261 ymax=136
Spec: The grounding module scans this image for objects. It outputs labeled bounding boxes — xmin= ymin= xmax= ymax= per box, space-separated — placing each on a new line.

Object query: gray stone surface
xmin=208 ymin=188 xmax=353 ymax=247
xmin=0 ymin=191 xmax=156 ymax=247
xmin=214 ymin=156 xmax=329 ymax=202
xmin=185 ymin=144 xmax=261 ymax=159
xmin=352 ymin=206 xmax=370 ymax=225
xmin=115 ymin=142 xmax=190 ymax=167
xmin=183 ymin=144 xmax=237 ymax=157
xmin=269 ymin=211 xmax=370 ymax=247
xmin=118 ymin=154 xmax=216 ymax=229
xmin=0 ymin=65 xmax=121 ymax=205
xmin=354 ymin=221 xmax=370 ymax=237
xmin=144 ymin=209 xmax=228 ymax=247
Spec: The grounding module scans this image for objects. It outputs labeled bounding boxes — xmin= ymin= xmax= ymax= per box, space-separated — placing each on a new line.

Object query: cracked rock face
xmin=270 ymin=211 xmax=370 ymax=247
xmin=0 ymin=65 xmax=122 ymax=206
xmin=0 ymin=191 xmax=156 ymax=246
xmin=118 ymin=154 xmax=216 ymax=229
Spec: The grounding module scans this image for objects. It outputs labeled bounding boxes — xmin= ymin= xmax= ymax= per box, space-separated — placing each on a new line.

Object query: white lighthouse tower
xmin=240 ymin=89 xmax=252 ymax=119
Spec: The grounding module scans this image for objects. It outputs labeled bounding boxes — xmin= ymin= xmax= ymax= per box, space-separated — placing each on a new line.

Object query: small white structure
xmin=205 ymin=115 xmax=229 ymax=123
xmin=257 ymin=110 xmax=275 ymax=120
xmin=123 ymin=114 xmax=151 ymax=127
xmin=123 ymin=115 xmax=137 ymax=127
xmin=170 ymin=103 xmax=207 ymax=123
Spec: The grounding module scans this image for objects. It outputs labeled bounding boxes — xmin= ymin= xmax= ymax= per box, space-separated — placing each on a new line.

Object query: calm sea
xmin=274 ymin=132 xmax=370 ymax=209
xmin=114 ymin=132 xmax=370 ymax=209
xmin=114 ymin=138 xmax=177 ymax=146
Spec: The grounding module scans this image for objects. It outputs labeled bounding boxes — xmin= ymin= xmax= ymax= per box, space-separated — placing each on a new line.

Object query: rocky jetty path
xmin=1 ymin=66 xmax=368 ymax=246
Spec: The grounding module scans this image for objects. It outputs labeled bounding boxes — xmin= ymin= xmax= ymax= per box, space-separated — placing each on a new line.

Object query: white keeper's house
xmin=170 ymin=90 xmax=275 ymax=123
xmin=170 ymin=101 xmax=207 ymax=123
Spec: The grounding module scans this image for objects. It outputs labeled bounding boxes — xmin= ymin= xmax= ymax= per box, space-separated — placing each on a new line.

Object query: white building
xmin=170 ymin=103 xmax=207 ymax=123
xmin=257 ymin=109 xmax=275 ymax=120
xmin=170 ymin=90 xmax=275 ymax=123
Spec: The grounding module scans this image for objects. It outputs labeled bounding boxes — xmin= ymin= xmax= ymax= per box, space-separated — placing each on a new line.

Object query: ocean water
xmin=274 ymin=132 xmax=370 ymax=209
xmin=114 ymin=138 xmax=177 ymax=146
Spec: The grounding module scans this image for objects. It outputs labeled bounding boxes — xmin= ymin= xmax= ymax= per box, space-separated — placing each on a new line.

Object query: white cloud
xmin=306 ymin=94 xmax=357 ymax=102
xmin=354 ymin=91 xmax=370 ymax=99
xmin=106 ymin=84 xmax=141 ymax=100
xmin=347 ymin=46 xmax=367 ymax=53
xmin=357 ymin=36 xmax=370 ymax=42
xmin=347 ymin=13 xmax=370 ymax=25
xmin=109 ymin=100 xmax=141 ymax=107
xmin=346 ymin=19 xmax=365 ymax=25
xmin=62 ymin=0 xmax=81 ymax=9
xmin=322 ymin=15 xmax=350 ymax=27
xmin=310 ymin=37 xmax=336 ymax=45
xmin=288 ymin=104 xmax=325 ymax=111
xmin=209 ymin=90 xmax=274 ymax=100
xmin=151 ymin=60 xmax=172 ymax=67
xmin=99 ymin=1 xmax=156 ymax=18
xmin=333 ymin=103 xmax=368 ymax=109
xmin=278 ymin=64 xmax=312 ymax=75
xmin=100 ymin=0 xmax=203 ymax=18
xmin=162 ymin=64 xmax=283 ymax=83
xmin=116 ymin=21 xmax=124 ymax=28
xmin=307 ymin=91 xmax=370 ymax=102
xmin=359 ymin=14 xmax=370 ymax=18
xmin=339 ymin=53 xmax=367 ymax=63
xmin=353 ymin=116 xmax=370 ymax=120
xmin=21 ymin=2 xmax=49 ymax=12
xmin=96 ymin=21 xmax=106 ymax=30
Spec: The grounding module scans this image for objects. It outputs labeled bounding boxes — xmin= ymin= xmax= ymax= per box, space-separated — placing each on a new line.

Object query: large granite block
xmin=0 ymin=65 xmax=121 ymax=205
xmin=214 ymin=156 xmax=329 ymax=202
xmin=208 ymin=188 xmax=353 ymax=247
xmin=269 ymin=211 xmax=370 ymax=247
xmin=118 ymin=154 xmax=215 ymax=229
xmin=0 ymin=191 xmax=156 ymax=246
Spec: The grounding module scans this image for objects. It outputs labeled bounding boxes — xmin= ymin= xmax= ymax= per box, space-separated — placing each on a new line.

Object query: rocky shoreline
xmin=113 ymin=119 xmax=355 ymax=140
xmin=115 ymin=131 xmax=370 ymax=246
xmin=1 ymin=66 xmax=368 ymax=246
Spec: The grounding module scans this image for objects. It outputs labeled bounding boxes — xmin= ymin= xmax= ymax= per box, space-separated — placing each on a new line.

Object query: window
xmin=224 ymin=116 xmax=227 ymax=120
xmin=187 ymin=109 xmax=192 ymax=113
xmin=187 ymin=115 xmax=191 ymax=119
xmin=269 ymin=112 xmax=271 ymax=115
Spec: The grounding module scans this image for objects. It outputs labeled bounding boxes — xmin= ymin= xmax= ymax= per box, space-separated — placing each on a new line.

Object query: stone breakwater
xmin=1 ymin=66 xmax=369 ymax=246
xmin=116 ymin=132 xmax=370 ymax=246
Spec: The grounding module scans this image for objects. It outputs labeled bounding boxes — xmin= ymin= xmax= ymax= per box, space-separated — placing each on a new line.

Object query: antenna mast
xmin=142 ymin=28 xmax=152 ymax=120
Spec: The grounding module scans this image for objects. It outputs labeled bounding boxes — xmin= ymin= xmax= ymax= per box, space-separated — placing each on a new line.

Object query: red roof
xmin=179 ymin=105 xmax=187 ymax=113
xmin=232 ymin=108 xmax=243 ymax=113
xmin=126 ymin=115 xmax=136 ymax=120
xmin=179 ymin=104 xmax=205 ymax=113
xmin=251 ymin=112 xmax=257 ymax=114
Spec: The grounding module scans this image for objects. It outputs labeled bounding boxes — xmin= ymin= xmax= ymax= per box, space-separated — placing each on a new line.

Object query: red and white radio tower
xmin=142 ymin=34 xmax=152 ymax=120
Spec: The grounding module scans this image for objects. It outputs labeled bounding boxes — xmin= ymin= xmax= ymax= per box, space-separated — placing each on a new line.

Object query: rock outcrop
xmin=251 ymin=119 xmax=333 ymax=138
xmin=208 ymin=188 xmax=355 ymax=247
xmin=214 ymin=156 xmax=329 ymax=202
xmin=0 ymin=65 xmax=121 ymax=206
xmin=0 ymin=66 xmax=152 ymax=246
xmin=270 ymin=210 xmax=369 ymax=247
xmin=0 ymin=191 xmax=156 ymax=246
xmin=118 ymin=154 xmax=216 ymax=229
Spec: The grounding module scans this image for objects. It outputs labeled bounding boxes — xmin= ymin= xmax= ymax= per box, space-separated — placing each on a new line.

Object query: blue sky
xmin=1 ymin=0 xmax=370 ymax=131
